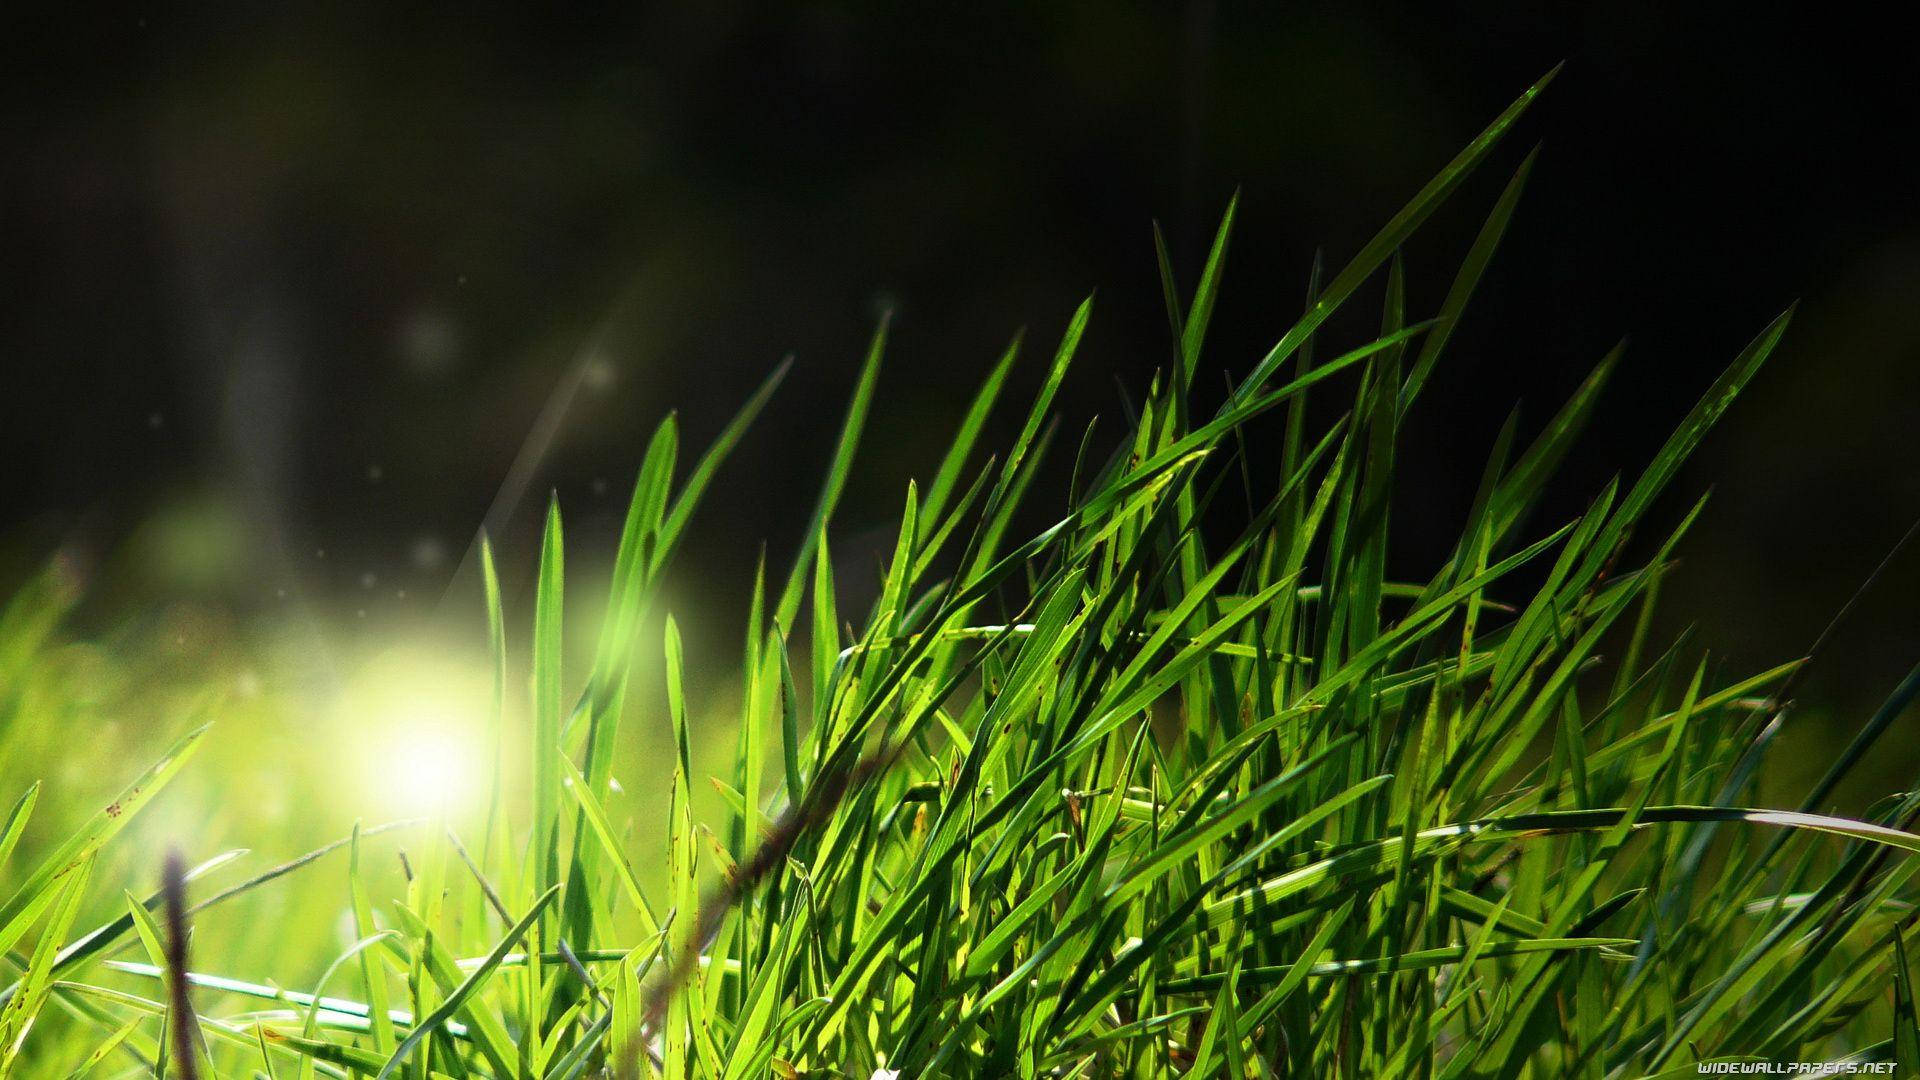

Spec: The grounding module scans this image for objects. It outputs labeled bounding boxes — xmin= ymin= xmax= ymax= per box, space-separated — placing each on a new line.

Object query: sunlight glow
xmin=385 ymin=709 xmax=485 ymax=814
xmin=337 ymin=647 xmax=492 ymax=816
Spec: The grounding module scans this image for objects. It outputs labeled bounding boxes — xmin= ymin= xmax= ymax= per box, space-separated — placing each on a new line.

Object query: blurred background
xmin=4 ymin=0 xmax=1920 ymax=887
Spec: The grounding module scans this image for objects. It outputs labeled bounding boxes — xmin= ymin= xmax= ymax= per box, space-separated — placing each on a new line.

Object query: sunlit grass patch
xmin=6 ymin=67 xmax=1920 ymax=1077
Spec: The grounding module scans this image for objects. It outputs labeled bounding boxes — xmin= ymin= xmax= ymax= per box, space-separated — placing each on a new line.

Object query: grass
xmin=6 ymin=67 xmax=1920 ymax=1076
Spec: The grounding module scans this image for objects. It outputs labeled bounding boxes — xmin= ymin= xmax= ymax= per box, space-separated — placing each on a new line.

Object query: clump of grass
xmin=7 ymin=67 xmax=1920 ymax=1077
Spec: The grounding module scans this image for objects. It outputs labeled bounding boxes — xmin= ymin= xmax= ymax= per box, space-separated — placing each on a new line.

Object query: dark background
xmin=5 ymin=4 xmax=1919 ymax=783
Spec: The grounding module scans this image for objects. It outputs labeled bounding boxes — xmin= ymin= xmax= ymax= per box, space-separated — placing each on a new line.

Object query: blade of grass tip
xmin=479 ymin=533 xmax=516 ymax=1008
xmin=375 ymin=885 xmax=563 ymax=1080
xmin=580 ymin=411 xmax=677 ymax=745
xmin=1275 ymin=248 xmax=1325 ymax=456
xmin=777 ymin=627 xmax=806 ymax=805
xmin=739 ymin=547 xmax=768 ymax=795
xmin=1399 ymin=146 xmax=1539 ymax=414
xmin=878 ymin=481 xmax=919 ymax=637
xmin=561 ymin=413 xmax=679 ymax=996
xmin=1086 ymin=322 xmax=1426 ymax=522
xmin=922 ymin=335 xmax=1021 ymax=527
xmin=0 ymin=722 xmax=209 ymax=959
xmin=731 ymin=568 xmax=771 ymax=980
xmin=1179 ymin=190 xmax=1239 ymax=389
xmin=660 ymin=615 xmax=697 ymax=1078
xmin=776 ymin=315 xmax=888 ymax=631
xmin=1573 ymin=305 xmax=1794 ymax=587
xmin=74 ymin=1016 xmax=145 ymax=1078
xmin=123 ymin=889 xmax=169 ymax=971
xmin=1153 ymin=221 xmax=1187 ymax=353
xmin=1488 ymin=343 xmax=1620 ymax=547
xmin=479 ymin=534 xmax=507 ymax=866
xmin=652 ymin=357 xmax=792 ymax=579
xmin=809 ymin=532 xmax=839 ymax=733
xmin=0 ymin=784 xmax=36 ymax=872
xmin=559 ymin=756 xmax=658 ymax=930
xmin=1232 ymin=64 xmax=1559 ymax=404
xmin=998 ymin=298 xmax=1089 ymax=499
xmin=962 ymin=415 xmax=1061 ymax=594
xmin=532 ymin=497 xmax=565 ymax=956
xmin=619 ymin=412 xmax=679 ymax=606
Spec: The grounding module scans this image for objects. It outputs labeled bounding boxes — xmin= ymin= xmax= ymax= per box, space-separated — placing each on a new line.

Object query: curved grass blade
xmin=375 ymin=884 xmax=561 ymax=1080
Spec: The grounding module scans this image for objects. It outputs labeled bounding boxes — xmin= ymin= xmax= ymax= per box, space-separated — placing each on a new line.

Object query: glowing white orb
xmin=334 ymin=647 xmax=491 ymax=817
xmin=386 ymin=718 xmax=484 ymax=814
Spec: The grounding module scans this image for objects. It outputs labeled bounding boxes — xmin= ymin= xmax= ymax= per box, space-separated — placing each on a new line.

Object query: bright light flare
xmin=383 ymin=709 xmax=485 ymax=814
xmin=335 ymin=648 xmax=492 ymax=817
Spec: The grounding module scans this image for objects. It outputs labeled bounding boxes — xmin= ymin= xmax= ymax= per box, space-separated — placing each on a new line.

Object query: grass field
xmin=6 ymin=69 xmax=1920 ymax=1078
